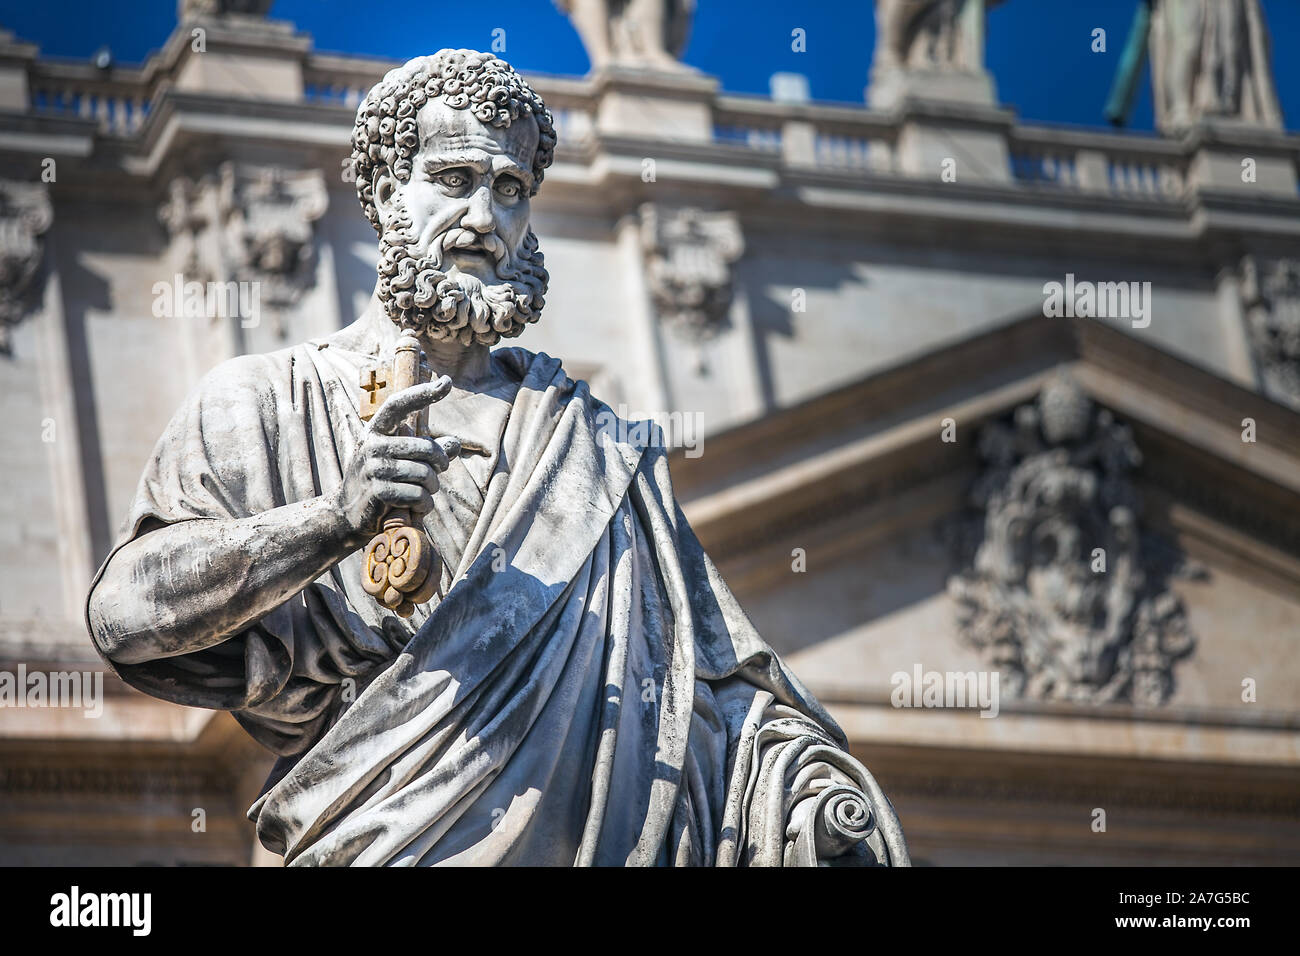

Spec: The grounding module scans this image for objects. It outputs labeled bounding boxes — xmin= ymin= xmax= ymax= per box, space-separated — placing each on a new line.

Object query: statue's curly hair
xmin=350 ymin=49 xmax=557 ymax=236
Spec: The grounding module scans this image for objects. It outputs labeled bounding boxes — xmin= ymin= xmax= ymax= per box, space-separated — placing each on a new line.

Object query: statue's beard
xmin=376 ymin=206 xmax=548 ymax=346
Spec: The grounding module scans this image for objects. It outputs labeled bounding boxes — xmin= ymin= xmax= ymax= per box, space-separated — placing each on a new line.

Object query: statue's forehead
xmin=416 ymin=98 xmax=538 ymax=169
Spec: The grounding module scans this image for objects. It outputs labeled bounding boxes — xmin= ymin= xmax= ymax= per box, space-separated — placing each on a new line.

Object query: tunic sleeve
xmin=86 ymin=350 xmax=398 ymax=756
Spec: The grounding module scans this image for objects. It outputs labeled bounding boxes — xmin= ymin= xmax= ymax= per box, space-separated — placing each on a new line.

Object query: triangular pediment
xmin=671 ymin=312 xmax=1300 ymax=760
xmin=674 ymin=313 xmax=1300 ymax=596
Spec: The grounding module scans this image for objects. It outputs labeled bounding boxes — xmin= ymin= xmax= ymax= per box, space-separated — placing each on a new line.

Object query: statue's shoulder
xmin=201 ymin=340 xmax=325 ymax=389
xmin=491 ymin=346 xmax=577 ymax=392
xmin=187 ymin=342 xmax=313 ymax=413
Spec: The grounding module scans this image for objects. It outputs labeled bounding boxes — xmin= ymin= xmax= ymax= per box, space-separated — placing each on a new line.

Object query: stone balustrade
xmin=1009 ymin=125 xmax=1189 ymax=198
xmin=27 ymin=61 xmax=156 ymax=136
xmin=6 ymin=26 xmax=1298 ymax=198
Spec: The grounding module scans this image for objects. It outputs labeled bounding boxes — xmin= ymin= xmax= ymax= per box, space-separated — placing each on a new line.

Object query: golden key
xmin=356 ymin=330 xmax=438 ymax=618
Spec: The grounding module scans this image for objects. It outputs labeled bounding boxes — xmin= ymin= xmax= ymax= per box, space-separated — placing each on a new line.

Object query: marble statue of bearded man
xmin=86 ymin=50 xmax=908 ymax=868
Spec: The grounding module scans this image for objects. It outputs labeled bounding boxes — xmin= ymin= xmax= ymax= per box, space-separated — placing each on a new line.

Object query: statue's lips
xmin=444 ymin=237 xmax=497 ymax=263
xmin=433 ymin=226 xmax=508 ymax=266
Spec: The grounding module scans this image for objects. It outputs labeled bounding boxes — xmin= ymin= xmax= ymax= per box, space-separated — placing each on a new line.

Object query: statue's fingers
xmin=369 ymin=376 xmax=453 ymax=435
xmin=373 ymin=435 xmax=443 ymax=463
xmin=374 ymin=480 xmax=435 ymax=514
xmin=370 ymin=458 xmax=439 ymax=491
xmin=434 ymin=435 xmax=463 ymax=462
xmin=424 ymin=440 xmax=451 ymax=473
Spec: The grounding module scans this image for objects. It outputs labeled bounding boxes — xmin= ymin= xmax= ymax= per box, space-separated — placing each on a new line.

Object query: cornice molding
xmin=5 ymin=96 xmax=1299 ymax=265
xmin=884 ymin=766 xmax=1300 ymax=818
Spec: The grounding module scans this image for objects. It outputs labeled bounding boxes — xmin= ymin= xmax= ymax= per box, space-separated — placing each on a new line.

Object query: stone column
xmin=33 ymin=234 xmax=97 ymax=617
xmin=615 ymin=211 xmax=671 ymax=415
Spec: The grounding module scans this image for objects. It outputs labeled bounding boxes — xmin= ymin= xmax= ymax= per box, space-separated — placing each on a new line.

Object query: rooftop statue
xmin=1106 ymin=0 xmax=1283 ymax=133
xmin=555 ymin=0 xmax=695 ymax=70
xmin=875 ymin=0 xmax=1006 ymax=73
xmin=85 ymin=50 xmax=908 ymax=868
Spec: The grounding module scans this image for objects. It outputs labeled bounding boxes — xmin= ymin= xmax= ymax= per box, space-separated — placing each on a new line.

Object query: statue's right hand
xmin=330 ymin=375 xmax=463 ymax=541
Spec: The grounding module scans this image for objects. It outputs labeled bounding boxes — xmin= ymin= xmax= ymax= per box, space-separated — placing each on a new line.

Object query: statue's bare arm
xmin=88 ymin=379 xmax=458 ymax=666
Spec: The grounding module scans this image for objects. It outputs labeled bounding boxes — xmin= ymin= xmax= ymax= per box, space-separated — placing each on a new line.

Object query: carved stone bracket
xmin=157 ymin=162 xmax=326 ymax=336
xmin=218 ymin=162 xmax=326 ymax=319
xmin=946 ymin=373 xmax=1198 ymax=707
xmin=157 ymin=176 xmax=211 ymax=284
xmin=640 ymin=203 xmax=743 ymax=348
xmin=0 ymin=180 xmax=53 ymax=356
xmin=1241 ymin=255 xmax=1300 ymax=410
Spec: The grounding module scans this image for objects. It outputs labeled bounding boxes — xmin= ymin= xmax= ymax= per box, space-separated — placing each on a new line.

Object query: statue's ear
xmin=372 ymin=168 xmax=398 ymax=230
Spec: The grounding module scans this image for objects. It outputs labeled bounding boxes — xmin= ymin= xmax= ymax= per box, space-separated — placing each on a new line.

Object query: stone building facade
xmin=0 ymin=0 xmax=1297 ymax=865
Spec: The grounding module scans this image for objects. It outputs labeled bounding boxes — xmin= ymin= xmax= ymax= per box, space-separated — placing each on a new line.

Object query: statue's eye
xmin=436 ymin=170 xmax=469 ymax=190
xmin=495 ymin=176 xmax=522 ymax=198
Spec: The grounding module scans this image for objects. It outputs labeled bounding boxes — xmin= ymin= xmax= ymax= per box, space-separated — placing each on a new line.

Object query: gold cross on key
xmin=359 ymin=365 xmax=393 ymax=422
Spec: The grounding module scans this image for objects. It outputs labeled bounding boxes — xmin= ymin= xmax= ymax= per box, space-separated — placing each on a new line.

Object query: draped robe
xmin=87 ymin=335 xmax=908 ymax=867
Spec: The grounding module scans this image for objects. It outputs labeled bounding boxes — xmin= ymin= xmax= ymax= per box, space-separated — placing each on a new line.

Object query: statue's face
xmin=369 ymin=97 xmax=549 ymax=346
xmin=377 ymin=98 xmax=539 ymax=285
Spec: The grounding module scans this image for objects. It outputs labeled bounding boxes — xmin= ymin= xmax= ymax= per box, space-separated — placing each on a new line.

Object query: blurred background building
xmin=0 ymin=0 xmax=1298 ymax=865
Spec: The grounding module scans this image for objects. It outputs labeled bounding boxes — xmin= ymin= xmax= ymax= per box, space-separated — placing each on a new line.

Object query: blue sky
xmin=2 ymin=0 xmax=1297 ymax=132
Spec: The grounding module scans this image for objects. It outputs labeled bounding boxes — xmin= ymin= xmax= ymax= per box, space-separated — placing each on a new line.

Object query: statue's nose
xmin=461 ymin=185 xmax=495 ymax=233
